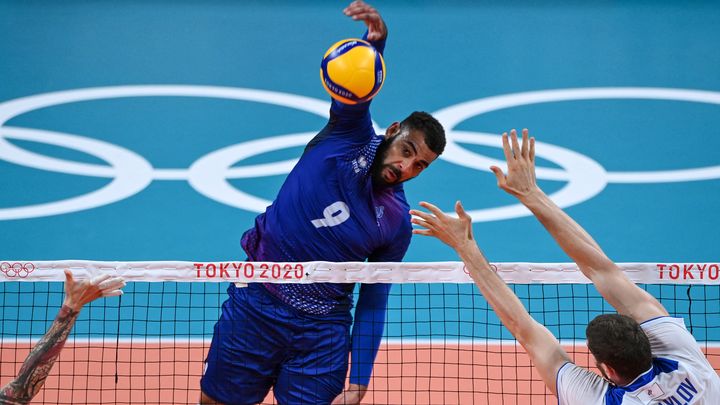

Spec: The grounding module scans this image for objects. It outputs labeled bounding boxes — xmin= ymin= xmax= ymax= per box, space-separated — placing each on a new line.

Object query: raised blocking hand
xmin=489 ymin=128 xmax=539 ymax=199
xmin=63 ymin=269 xmax=126 ymax=312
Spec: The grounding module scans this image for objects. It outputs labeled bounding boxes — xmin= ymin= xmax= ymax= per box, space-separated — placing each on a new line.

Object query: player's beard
xmin=371 ymin=137 xmax=402 ymax=188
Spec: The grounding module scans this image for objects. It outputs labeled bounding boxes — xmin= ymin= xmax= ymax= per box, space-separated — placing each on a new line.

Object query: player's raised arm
xmin=313 ymin=0 xmax=388 ymax=147
xmin=343 ymin=0 xmax=387 ymax=42
xmin=490 ymin=129 xmax=668 ymax=324
xmin=411 ymin=201 xmax=571 ymax=395
xmin=0 ymin=270 xmax=125 ymax=404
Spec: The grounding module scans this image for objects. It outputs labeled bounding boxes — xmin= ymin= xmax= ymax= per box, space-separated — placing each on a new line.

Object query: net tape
xmin=1 ymin=260 xmax=718 ymax=284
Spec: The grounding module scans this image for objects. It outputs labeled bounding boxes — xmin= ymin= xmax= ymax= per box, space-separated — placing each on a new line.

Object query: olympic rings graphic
xmin=0 ymin=262 xmax=36 ymax=278
xmin=1 ymin=85 xmax=719 ymax=222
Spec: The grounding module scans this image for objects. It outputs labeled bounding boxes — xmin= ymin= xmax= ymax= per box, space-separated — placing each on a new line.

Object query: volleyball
xmin=320 ymin=38 xmax=385 ymax=104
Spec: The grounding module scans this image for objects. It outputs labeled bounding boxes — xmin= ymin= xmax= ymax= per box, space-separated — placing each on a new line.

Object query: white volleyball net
xmin=1 ymin=260 xmax=718 ymax=404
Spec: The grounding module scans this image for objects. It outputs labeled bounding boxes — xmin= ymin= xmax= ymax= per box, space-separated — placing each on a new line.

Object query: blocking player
xmin=199 ymin=2 xmax=446 ymax=404
xmin=0 ymin=270 xmax=125 ymax=404
xmin=411 ymin=129 xmax=720 ymax=404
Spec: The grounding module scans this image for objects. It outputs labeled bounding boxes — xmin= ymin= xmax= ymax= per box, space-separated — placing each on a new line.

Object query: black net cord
xmin=686 ymin=285 xmax=693 ymax=335
xmin=115 ymin=292 xmax=123 ymax=385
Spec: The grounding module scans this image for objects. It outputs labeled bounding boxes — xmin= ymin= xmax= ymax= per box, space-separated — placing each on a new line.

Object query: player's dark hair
xmin=586 ymin=314 xmax=652 ymax=382
xmin=400 ymin=111 xmax=446 ymax=155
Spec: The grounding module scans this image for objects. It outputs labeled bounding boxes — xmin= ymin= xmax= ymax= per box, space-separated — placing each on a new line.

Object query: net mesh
xmin=0 ymin=261 xmax=718 ymax=404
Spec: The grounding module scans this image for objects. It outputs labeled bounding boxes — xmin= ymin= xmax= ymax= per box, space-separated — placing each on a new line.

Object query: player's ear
xmin=598 ymin=362 xmax=621 ymax=384
xmin=385 ymin=122 xmax=401 ymax=138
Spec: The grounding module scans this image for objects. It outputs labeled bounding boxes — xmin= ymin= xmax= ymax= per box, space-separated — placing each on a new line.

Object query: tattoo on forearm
xmin=0 ymin=305 xmax=79 ymax=404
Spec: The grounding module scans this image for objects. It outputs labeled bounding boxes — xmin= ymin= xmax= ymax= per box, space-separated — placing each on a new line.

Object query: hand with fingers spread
xmin=489 ymin=128 xmax=540 ymax=200
xmin=63 ymin=269 xmax=126 ymax=312
xmin=410 ymin=200 xmax=475 ymax=254
xmin=343 ymin=0 xmax=387 ymax=41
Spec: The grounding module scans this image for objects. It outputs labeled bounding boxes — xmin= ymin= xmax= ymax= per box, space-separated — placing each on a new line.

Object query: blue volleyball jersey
xmin=241 ymin=103 xmax=410 ymax=317
xmin=239 ymin=34 xmax=409 ymax=320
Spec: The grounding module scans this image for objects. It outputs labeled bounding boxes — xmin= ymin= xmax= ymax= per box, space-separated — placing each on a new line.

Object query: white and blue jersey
xmin=557 ymin=317 xmax=720 ymax=404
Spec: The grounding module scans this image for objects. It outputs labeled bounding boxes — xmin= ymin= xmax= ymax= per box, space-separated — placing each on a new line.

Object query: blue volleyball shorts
xmin=200 ymin=283 xmax=351 ymax=405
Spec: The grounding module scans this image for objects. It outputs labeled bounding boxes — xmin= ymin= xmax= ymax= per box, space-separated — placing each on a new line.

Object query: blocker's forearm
xmin=0 ymin=305 xmax=80 ymax=404
xmin=457 ymin=244 xmax=536 ymax=344
xmin=519 ymin=189 xmax=615 ymax=278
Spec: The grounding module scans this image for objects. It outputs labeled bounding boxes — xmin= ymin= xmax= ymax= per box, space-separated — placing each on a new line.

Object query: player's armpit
xmin=589 ymin=269 xmax=668 ymax=324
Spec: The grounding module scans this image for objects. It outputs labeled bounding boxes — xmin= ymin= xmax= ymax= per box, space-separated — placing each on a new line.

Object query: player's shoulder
xmin=642 ymin=316 xmax=698 ymax=341
xmin=639 ymin=316 xmax=719 ymax=398
xmin=641 ymin=316 xmax=708 ymax=358
xmin=640 ymin=315 xmax=686 ymax=329
xmin=640 ymin=316 xmax=692 ymax=344
xmin=556 ymin=362 xmax=607 ymax=405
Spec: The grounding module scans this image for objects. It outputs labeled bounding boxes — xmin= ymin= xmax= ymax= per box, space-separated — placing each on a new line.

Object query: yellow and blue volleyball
xmin=320 ymin=38 xmax=386 ymax=105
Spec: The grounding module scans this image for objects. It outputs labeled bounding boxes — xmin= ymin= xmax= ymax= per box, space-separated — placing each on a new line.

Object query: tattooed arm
xmin=0 ymin=304 xmax=80 ymax=404
xmin=0 ymin=270 xmax=125 ymax=404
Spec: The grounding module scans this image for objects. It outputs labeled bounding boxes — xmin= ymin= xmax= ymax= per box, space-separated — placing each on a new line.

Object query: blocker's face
xmin=374 ymin=125 xmax=438 ymax=187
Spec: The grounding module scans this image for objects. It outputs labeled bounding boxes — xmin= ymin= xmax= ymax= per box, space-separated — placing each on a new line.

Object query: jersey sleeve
xmin=641 ymin=316 xmax=711 ymax=367
xmin=556 ymin=362 xmax=608 ymax=405
xmin=348 ymin=283 xmax=390 ymax=387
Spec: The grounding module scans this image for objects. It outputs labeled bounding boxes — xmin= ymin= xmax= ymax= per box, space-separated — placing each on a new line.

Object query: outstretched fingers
xmin=501 ymin=132 xmax=513 ymax=162
xmin=99 ymin=277 xmax=126 ymax=297
xmin=410 ymin=207 xmax=435 ymax=222
xmin=510 ymin=129 xmax=521 ymax=159
xmin=410 ymin=207 xmax=436 ymax=233
xmin=90 ymin=273 xmax=111 ymax=285
xmin=411 ymin=228 xmax=434 ymax=236
xmin=490 ymin=165 xmax=507 ymax=189
xmin=64 ymin=268 xmax=75 ymax=285
xmin=418 ymin=201 xmax=446 ymax=218
xmin=63 ymin=270 xmax=125 ymax=311
xmin=520 ymin=128 xmax=529 ymax=158
xmin=410 ymin=202 xmax=444 ymax=235
xmin=455 ymin=201 xmax=474 ymax=240
xmin=529 ymin=136 xmax=535 ymax=162
xmin=411 ymin=201 xmax=476 ymax=250
xmin=410 ymin=215 xmax=432 ymax=230
xmin=455 ymin=200 xmax=464 ymax=214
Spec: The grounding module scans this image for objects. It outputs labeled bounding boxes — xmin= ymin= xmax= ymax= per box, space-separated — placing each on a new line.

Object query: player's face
xmin=373 ymin=123 xmax=438 ymax=187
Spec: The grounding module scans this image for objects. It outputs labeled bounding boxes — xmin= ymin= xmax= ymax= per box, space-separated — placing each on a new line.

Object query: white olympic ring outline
xmin=0 ymin=262 xmax=36 ymax=278
xmin=1 ymin=85 xmax=719 ymax=222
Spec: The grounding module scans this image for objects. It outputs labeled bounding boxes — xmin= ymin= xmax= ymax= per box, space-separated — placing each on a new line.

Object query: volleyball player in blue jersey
xmin=199 ymin=2 xmax=446 ymax=404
